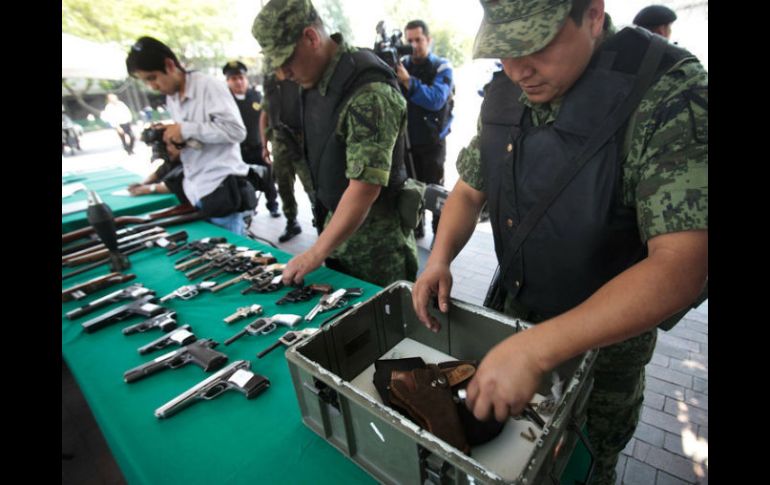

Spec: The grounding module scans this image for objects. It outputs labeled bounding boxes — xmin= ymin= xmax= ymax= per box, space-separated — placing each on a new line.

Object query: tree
xmin=383 ymin=0 xmax=472 ymax=67
xmin=62 ymin=0 xmax=238 ymax=70
xmin=316 ymin=0 xmax=353 ymax=40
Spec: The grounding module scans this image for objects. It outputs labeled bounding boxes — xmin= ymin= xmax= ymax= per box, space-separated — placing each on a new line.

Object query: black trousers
xmin=242 ymin=144 xmax=278 ymax=211
xmin=118 ymin=123 xmax=136 ymax=154
xmin=408 ymin=139 xmax=446 ymax=232
xmin=408 ymin=138 xmax=446 ymax=186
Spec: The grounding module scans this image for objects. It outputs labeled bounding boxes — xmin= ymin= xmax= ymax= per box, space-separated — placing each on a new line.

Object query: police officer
xmin=252 ymin=0 xmax=418 ymax=287
xmin=633 ymin=5 xmax=677 ymax=40
xmin=412 ymin=1 xmax=707 ymax=484
xmin=223 ymin=60 xmax=281 ymax=218
xmin=259 ymin=72 xmax=315 ymax=242
xmin=396 ymin=20 xmax=454 ymax=239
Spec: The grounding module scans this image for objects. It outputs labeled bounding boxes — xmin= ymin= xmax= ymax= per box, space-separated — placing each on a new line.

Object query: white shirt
xmin=165 ymin=71 xmax=249 ymax=205
xmin=100 ymin=100 xmax=133 ymax=126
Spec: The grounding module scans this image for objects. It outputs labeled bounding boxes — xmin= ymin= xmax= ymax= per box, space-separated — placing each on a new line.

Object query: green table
xmin=62 ymin=220 xmax=381 ymax=484
xmin=62 ymin=220 xmax=591 ymax=484
xmin=62 ymin=167 xmax=179 ymax=233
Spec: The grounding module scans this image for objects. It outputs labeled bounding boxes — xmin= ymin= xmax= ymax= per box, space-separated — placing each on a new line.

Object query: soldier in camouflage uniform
xmin=412 ymin=1 xmax=707 ymax=484
xmin=252 ymin=0 xmax=418 ymax=287
xmin=259 ymin=73 xmax=315 ymax=242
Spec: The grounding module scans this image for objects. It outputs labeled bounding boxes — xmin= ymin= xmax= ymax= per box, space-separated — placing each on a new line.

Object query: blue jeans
xmin=195 ymin=202 xmax=246 ymax=236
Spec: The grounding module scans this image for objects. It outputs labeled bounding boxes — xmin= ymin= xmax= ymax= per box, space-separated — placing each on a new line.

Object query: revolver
xmin=257 ymin=328 xmax=320 ymax=358
xmin=224 ymin=314 xmax=302 ymax=345
xmin=159 ymin=281 xmax=217 ymax=302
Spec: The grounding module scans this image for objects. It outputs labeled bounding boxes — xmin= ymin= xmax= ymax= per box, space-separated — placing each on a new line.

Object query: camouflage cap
xmin=252 ymin=0 xmax=319 ymax=71
xmin=473 ymin=0 xmax=572 ymax=59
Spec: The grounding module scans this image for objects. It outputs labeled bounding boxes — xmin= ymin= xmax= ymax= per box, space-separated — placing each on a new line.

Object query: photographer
xmin=126 ymin=36 xmax=256 ymax=236
xmin=395 ymin=20 xmax=454 ymax=239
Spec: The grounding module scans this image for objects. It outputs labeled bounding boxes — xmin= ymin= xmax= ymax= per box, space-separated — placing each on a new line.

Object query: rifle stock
xmin=62 ymin=203 xmax=198 ymax=244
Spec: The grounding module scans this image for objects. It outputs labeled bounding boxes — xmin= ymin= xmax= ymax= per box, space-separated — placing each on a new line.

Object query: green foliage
xmin=62 ymin=0 xmax=238 ymax=70
xmin=316 ymin=0 xmax=353 ymax=40
xmin=428 ymin=27 xmax=471 ymax=68
xmin=383 ymin=0 xmax=472 ymax=67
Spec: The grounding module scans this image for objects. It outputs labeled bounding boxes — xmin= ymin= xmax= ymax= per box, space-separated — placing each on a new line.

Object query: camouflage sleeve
xmin=337 ymin=82 xmax=406 ymax=186
xmin=624 ymin=58 xmax=708 ymax=242
xmin=456 ymin=115 xmax=484 ymax=191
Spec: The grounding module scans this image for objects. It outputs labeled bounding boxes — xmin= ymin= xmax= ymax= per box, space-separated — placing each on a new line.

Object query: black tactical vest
xmin=405 ymin=55 xmax=453 ymax=146
xmin=302 ymin=48 xmax=407 ymax=213
xmin=264 ymin=76 xmax=302 ymax=134
xmin=233 ymin=88 xmax=262 ymax=148
xmin=480 ymin=27 xmax=690 ymax=318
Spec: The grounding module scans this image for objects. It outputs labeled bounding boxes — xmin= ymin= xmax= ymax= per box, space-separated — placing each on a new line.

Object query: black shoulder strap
xmin=495 ymin=35 xmax=668 ymax=286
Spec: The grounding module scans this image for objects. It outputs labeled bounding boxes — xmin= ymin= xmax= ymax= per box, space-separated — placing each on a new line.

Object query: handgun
xmin=257 ymin=328 xmax=320 ymax=358
xmin=122 ymin=311 xmax=178 ymax=335
xmin=123 ymin=338 xmax=227 ymax=383
xmin=154 ymin=360 xmax=269 ymax=419
xmin=137 ymin=324 xmax=196 ymax=355
xmin=66 ymin=283 xmax=154 ymax=320
xmin=224 ymin=314 xmax=302 ymax=345
xmin=80 ymin=295 xmax=164 ymax=333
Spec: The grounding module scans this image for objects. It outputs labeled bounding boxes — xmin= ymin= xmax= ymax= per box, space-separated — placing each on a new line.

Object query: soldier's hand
xmin=464 ymin=332 xmax=546 ymax=422
xmin=281 ymin=248 xmax=325 ymax=286
xmin=412 ymin=262 xmax=452 ymax=332
xmin=262 ymin=146 xmax=272 ymax=165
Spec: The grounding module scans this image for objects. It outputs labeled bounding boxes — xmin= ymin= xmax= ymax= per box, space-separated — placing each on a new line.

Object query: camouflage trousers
xmin=586 ymin=329 xmax=657 ymax=485
xmin=328 ymin=205 xmax=418 ymax=287
xmin=271 ymin=139 xmax=314 ymax=222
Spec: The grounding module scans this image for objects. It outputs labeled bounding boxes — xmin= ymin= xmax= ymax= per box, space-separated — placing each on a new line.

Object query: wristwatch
xmin=149 ymin=183 xmax=157 ymax=193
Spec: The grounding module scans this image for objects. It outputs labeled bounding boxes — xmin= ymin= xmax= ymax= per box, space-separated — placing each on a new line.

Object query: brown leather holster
xmin=389 ymin=362 xmax=475 ymax=453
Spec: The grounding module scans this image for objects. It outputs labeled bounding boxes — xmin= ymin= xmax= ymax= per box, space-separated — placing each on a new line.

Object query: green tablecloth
xmin=62 ymin=219 xmax=589 ymax=484
xmin=62 ymin=167 xmax=179 ymax=233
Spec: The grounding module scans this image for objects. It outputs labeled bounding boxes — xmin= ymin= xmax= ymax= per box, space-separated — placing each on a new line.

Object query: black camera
xmin=373 ymin=20 xmax=413 ymax=69
xmin=141 ymin=125 xmax=171 ymax=162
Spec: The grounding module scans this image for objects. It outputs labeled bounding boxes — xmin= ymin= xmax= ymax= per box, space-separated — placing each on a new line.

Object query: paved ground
xmin=62 ymin=80 xmax=707 ymax=483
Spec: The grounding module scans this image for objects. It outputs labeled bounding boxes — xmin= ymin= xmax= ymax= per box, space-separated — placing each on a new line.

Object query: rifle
xmin=61 ymin=272 xmax=136 ymax=302
xmin=62 ymin=203 xmax=199 ymax=245
xmin=62 ymin=231 xmax=188 ymax=281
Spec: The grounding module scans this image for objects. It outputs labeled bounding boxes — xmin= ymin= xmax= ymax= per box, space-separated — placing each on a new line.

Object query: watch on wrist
xmin=149 ymin=183 xmax=157 ymax=193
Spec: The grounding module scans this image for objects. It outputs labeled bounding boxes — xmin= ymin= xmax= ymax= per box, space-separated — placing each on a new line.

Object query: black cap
xmin=222 ymin=60 xmax=248 ymax=77
xmin=633 ymin=5 xmax=677 ymax=29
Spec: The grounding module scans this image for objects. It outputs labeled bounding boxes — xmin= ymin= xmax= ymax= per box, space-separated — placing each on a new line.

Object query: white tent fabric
xmin=62 ymin=33 xmax=127 ymax=80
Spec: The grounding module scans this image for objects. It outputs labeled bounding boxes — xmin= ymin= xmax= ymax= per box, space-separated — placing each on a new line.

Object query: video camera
xmin=373 ymin=20 xmax=413 ymax=69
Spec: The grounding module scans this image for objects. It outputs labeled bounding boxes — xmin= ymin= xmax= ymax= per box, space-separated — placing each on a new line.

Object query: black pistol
xmin=123 ymin=339 xmax=227 ymax=383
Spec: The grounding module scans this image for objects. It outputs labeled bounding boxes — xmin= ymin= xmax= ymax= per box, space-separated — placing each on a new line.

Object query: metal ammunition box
xmin=286 ymin=281 xmax=597 ymax=484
